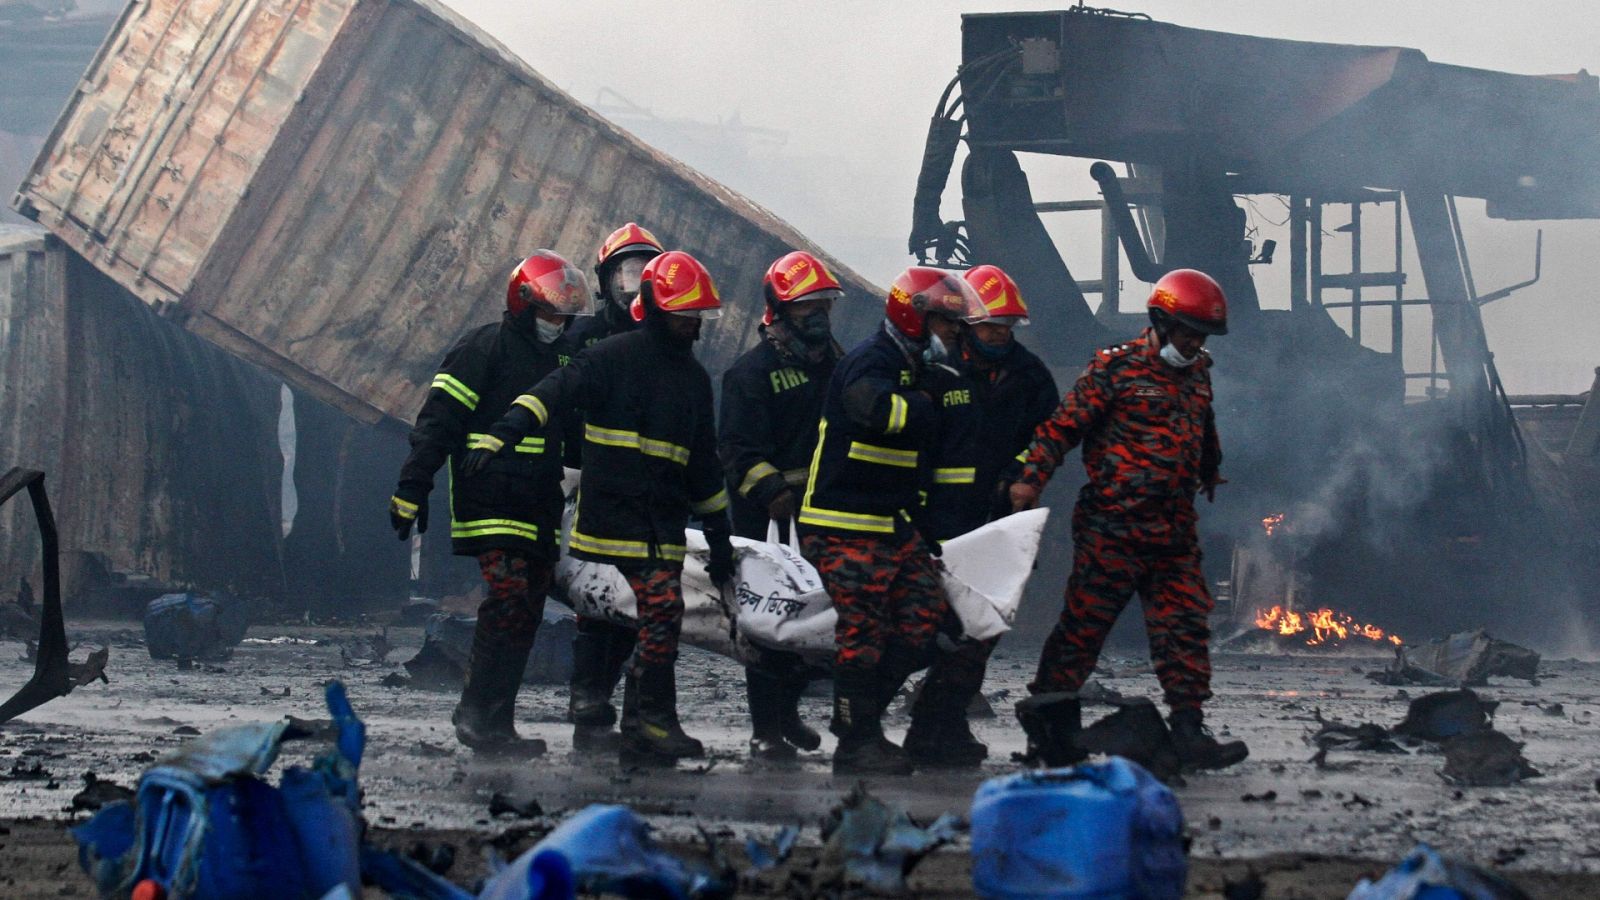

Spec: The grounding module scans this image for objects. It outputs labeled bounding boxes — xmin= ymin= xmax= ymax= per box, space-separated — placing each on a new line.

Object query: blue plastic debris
xmin=481 ymin=804 xmax=718 ymax=900
xmin=816 ymin=784 xmax=961 ymax=895
xmin=1347 ymin=844 xmax=1532 ymax=900
xmin=72 ymin=681 xmax=366 ymax=899
xmin=143 ymin=592 xmax=248 ymax=662
xmin=969 ymin=757 xmax=1187 ymax=900
xmin=744 ymin=825 xmax=799 ymax=873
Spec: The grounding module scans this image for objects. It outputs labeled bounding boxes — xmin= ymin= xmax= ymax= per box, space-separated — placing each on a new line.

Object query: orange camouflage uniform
xmin=1020 ymin=328 xmax=1221 ymax=710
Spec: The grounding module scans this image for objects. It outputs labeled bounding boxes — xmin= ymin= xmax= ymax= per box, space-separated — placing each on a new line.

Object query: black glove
xmin=906 ymin=510 xmax=943 ymax=557
xmin=459 ymin=433 xmax=508 ymax=478
xmin=389 ymin=484 xmax=428 ymax=540
xmin=705 ymin=522 xmax=736 ymax=587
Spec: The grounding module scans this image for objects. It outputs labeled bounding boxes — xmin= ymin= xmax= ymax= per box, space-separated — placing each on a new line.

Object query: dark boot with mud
xmin=832 ymin=672 xmax=912 ymax=776
xmin=569 ymin=621 xmax=620 ymax=752
xmin=1168 ymin=707 xmax=1248 ymax=772
xmin=906 ymin=681 xmax=986 ymax=768
xmin=453 ymin=627 xmax=546 ymax=757
xmin=777 ymin=673 xmax=821 ymax=751
xmin=619 ymin=664 xmax=705 ymax=767
xmin=1015 ymin=692 xmax=1086 ymax=767
xmin=747 ymin=666 xmax=798 ymax=761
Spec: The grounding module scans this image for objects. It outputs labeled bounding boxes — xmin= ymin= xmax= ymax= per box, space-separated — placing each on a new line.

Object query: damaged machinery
xmin=909 ymin=5 xmax=1600 ymax=635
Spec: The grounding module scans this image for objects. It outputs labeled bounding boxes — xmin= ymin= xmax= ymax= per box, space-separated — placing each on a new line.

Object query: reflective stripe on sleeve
xmin=885 ymin=394 xmax=909 ymax=434
xmin=691 ymin=489 xmax=729 ymax=515
xmin=512 ymin=394 xmax=550 ymax=425
xmin=432 ymin=374 xmax=479 ymax=410
xmin=846 ymin=441 xmax=918 ymax=468
xmin=738 ymin=462 xmax=781 ymax=497
xmin=932 ymin=467 xmax=976 ymax=484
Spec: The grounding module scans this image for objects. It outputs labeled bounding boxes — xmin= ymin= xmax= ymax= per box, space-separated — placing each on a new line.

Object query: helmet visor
xmin=529 ymin=261 xmax=596 ymax=316
xmin=915 ymin=272 xmax=987 ymax=324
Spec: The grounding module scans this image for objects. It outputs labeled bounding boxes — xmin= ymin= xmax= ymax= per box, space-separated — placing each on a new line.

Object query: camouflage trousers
xmin=476 ymin=550 xmax=551 ymax=649
xmin=1031 ymin=529 xmax=1213 ymax=711
xmin=800 ymin=532 xmax=947 ymax=677
xmin=619 ymin=564 xmax=684 ymax=675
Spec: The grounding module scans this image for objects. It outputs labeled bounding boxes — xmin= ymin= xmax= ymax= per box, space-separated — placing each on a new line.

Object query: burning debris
xmin=1254 ymin=605 xmax=1403 ymax=649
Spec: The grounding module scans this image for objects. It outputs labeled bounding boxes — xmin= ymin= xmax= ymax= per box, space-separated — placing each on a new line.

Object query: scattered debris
xmin=171 ymin=725 xmax=201 ymax=736
xmin=379 ymin=672 xmax=411 ymax=688
xmin=480 ymin=804 xmax=713 ymax=899
xmin=1348 ymin=843 xmax=1533 ymax=899
xmin=404 ymin=840 xmax=457 ymax=877
xmin=3 ymin=758 xmax=51 ymax=781
xmin=69 ymin=772 xmax=133 ymax=812
xmin=259 ymin=686 xmax=291 ymax=698
xmin=1372 ymin=630 xmax=1540 ymax=687
xmin=1440 ymin=731 xmax=1542 ymax=787
xmin=744 ymin=825 xmax=799 ymax=873
xmin=1222 ymin=867 xmax=1266 ymax=900
xmin=971 ymin=759 xmax=1184 ymax=900
xmin=1344 ymin=793 xmax=1378 ymax=810
xmin=143 ymin=592 xmax=248 ymax=663
xmin=1074 ymin=699 xmax=1182 ymax=783
xmin=338 ymin=628 xmax=393 ymax=667
xmin=414 ymin=740 xmax=454 ymax=758
xmin=403 ymin=610 xmax=576 ymax=690
xmin=1394 ymin=689 xmax=1497 ymax=742
xmin=1310 ymin=709 xmax=1406 ymax=754
xmin=488 ymin=792 xmax=544 ymax=819
xmin=815 ymin=783 xmax=961 ymax=895
xmin=1077 ymin=679 xmax=1131 ymax=707
xmin=1240 ymin=790 xmax=1277 ymax=803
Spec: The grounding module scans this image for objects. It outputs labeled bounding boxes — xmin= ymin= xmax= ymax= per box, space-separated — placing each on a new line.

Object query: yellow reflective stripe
xmin=738 ymin=461 xmax=781 ymax=497
xmin=933 ymin=467 xmax=976 ymax=484
xmin=797 ymin=504 xmax=897 ymax=534
xmin=584 ymin=424 xmax=690 ymax=465
xmin=847 ymin=441 xmax=918 ymax=468
xmin=568 ymin=529 xmax=686 ymax=562
xmin=885 ymin=394 xmax=909 ymax=435
xmin=782 ymin=467 xmax=809 ymax=486
xmin=451 ymin=518 xmax=539 ymax=540
xmin=1014 ymin=448 xmax=1029 ymax=463
xmin=390 ymin=496 xmax=418 ymax=515
xmin=512 ymin=394 xmax=549 ymax=425
xmin=432 ymin=374 xmax=479 ymax=410
xmin=467 ymin=433 xmax=545 ymax=454
xmin=691 ymin=489 xmax=729 ymax=515
xmin=468 ymin=434 xmax=504 ymax=453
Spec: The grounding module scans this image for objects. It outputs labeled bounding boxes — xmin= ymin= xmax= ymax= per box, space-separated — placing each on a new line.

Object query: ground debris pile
xmin=802 ymin=783 xmax=961 ymax=896
xmin=401 ymin=610 xmax=575 ymax=689
xmin=1303 ymin=689 xmax=1540 ymax=786
xmin=1371 ymin=629 xmax=1540 ymax=687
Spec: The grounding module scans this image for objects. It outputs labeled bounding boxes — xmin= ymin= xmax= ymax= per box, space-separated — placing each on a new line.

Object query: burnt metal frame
xmin=0 ymin=468 xmax=72 ymax=725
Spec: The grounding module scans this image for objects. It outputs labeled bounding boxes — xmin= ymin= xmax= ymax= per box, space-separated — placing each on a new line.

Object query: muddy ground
xmin=2 ymin=621 xmax=1599 ymax=897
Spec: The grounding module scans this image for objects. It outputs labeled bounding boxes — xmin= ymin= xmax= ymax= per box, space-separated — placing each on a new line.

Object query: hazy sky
xmin=447 ymin=0 xmax=1600 ymax=392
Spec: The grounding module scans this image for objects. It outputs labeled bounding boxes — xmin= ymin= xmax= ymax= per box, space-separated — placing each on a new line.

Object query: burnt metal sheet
xmin=15 ymin=0 xmax=882 ymax=425
xmin=960 ymin=10 xmax=1600 ymax=218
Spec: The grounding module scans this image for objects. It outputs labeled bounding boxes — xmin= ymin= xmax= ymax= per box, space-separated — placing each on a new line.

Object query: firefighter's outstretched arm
xmin=461 ymin=352 xmax=595 ymax=477
xmin=1009 ymin=360 xmax=1113 ymax=511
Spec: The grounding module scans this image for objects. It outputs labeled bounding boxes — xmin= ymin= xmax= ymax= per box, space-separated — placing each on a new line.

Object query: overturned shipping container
xmin=13 ymin=0 xmax=880 ymax=426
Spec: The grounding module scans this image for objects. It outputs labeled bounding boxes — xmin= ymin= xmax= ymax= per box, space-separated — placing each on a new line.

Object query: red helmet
xmin=1147 ymin=269 xmax=1228 ymax=336
xmin=762 ymin=250 xmax=845 ymax=326
xmin=963 ymin=265 xmax=1029 ymax=325
xmin=628 ymin=295 xmax=644 ymax=322
xmin=506 ymin=250 xmax=594 ymax=318
xmin=886 ymin=266 xmax=985 ymax=340
xmin=640 ymin=250 xmax=722 ymax=319
xmin=594 ymin=222 xmax=664 ymax=276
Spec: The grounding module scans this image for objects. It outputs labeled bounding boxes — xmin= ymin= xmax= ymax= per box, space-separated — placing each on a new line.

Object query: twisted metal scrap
xmin=0 ymin=467 xmax=83 ymax=724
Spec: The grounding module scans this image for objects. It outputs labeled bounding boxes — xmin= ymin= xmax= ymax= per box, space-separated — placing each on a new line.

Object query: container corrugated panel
xmin=16 ymin=0 xmax=882 ymax=425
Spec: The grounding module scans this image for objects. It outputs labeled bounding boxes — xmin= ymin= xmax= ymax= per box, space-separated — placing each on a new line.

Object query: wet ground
xmin=3 ymin=621 xmax=1599 ymax=896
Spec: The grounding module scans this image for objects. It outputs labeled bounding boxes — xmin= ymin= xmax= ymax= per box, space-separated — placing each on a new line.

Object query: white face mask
xmin=921 ymin=333 xmax=948 ymax=365
xmin=535 ymin=317 xmax=565 ymax=343
xmin=1159 ymin=341 xmax=1200 ymax=368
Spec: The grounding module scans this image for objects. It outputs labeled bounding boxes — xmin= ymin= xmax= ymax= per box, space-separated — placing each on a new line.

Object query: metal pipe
xmin=1089 ymin=161 xmax=1167 ymax=283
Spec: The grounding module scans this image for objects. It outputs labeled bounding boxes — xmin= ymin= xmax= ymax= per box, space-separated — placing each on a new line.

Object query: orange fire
xmin=1262 ymin=513 xmax=1285 ymax=537
xmin=1254 ymin=605 xmax=1403 ymax=647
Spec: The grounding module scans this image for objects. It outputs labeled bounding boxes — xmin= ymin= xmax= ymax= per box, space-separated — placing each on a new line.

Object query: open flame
xmin=1254 ymin=605 xmax=1403 ymax=647
xmin=1261 ymin=512 xmax=1285 ymax=537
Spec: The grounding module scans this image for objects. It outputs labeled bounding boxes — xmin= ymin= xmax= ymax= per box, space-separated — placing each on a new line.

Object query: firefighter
xmin=568 ymin=221 xmax=664 ymax=351
xmin=902 ymin=265 xmax=1050 ymax=768
xmin=561 ymin=221 xmax=665 ymax=751
xmin=464 ymin=250 xmax=736 ymax=767
xmin=1009 ymin=268 xmax=1248 ymax=772
xmin=718 ymin=250 xmax=843 ymax=761
xmin=798 ymin=266 xmax=984 ymax=776
xmin=388 ymin=250 xmax=593 ymax=756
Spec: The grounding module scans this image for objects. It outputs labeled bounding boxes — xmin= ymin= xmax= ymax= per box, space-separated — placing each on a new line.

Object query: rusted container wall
xmin=0 ymin=228 xmax=287 ymax=603
xmin=16 ymin=0 xmax=883 ymax=427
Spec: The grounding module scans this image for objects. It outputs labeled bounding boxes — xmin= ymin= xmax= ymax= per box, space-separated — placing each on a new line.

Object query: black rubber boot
xmin=906 ymin=681 xmax=987 ymax=768
xmin=570 ymin=620 xmax=632 ymax=752
xmin=746 ymin=666 xmax=797 ymax=761
xmin=1168 ymin=707 xmax=1249 ymax=772
xmin=1015 ymin=692 xmax=1085 ymax=768
xmin=777 ymin=673 xmax=822 ymax=752
xmin=453 ymin=625 xmax=546 ymax=757
xmin=619 ymin=664 xmax=705 ymax=766
xmin=831 ymin=672 xmax=912 ymax=777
